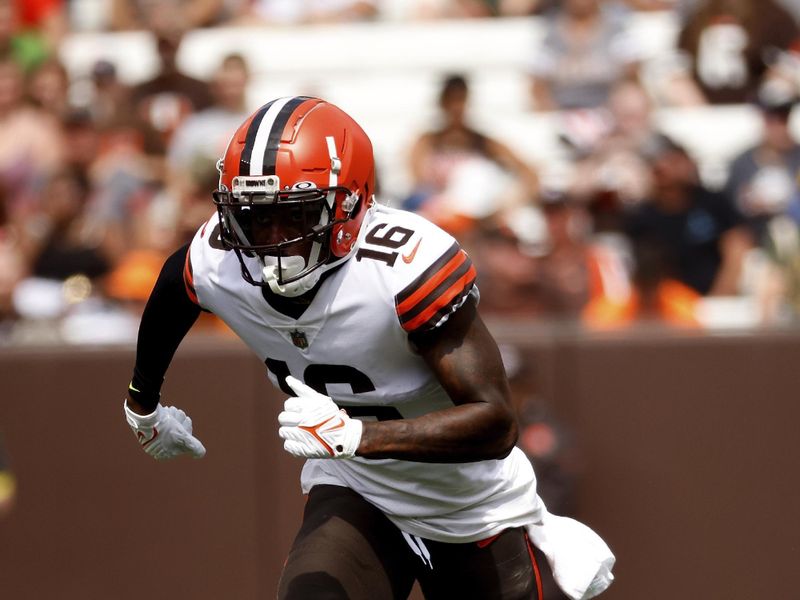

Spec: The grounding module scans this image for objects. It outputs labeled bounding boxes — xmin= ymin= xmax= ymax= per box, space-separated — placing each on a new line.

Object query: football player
xmin=123 ymin=96 xmax=614 ymax=600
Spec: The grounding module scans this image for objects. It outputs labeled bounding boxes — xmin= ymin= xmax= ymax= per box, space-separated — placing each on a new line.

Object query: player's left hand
xmin=278 ymin=376 xmax=363 ymax=459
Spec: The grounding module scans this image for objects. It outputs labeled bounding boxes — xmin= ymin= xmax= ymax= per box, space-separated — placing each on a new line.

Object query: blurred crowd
xmin=4 ymin=0 xmax=800 ymax=345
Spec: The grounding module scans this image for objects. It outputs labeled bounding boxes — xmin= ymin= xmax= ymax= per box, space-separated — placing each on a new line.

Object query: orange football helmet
xmin=213 ymin=96 xmax=375 ymax=294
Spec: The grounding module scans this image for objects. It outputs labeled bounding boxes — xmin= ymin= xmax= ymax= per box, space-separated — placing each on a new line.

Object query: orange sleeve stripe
xmin=396 ymin=250 xmax=467 ymax=316
xmin=183 ymin=247 xmax=199 ymax=305
xmin=401 ymin=265 xmax=476 ymax=332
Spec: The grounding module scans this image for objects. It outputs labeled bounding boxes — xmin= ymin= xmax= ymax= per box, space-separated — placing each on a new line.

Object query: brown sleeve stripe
xmin=183 ymin=247 xmax=199 ymax=306
xmin=395 ymin=242 xmax=477 ymax=332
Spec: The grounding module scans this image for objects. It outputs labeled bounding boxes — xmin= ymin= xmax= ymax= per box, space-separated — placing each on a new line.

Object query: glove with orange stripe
xmin=278 ymin=376 xmax=363 ymax=459
xmin=124 ymin=401 xmax=206 ymax=460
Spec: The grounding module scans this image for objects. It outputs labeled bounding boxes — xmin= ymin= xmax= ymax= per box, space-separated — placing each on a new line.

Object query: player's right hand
xmin=124 ymin=401 xmax=206 ymax=460
xmin=278 ymin=376 xmax=363 ymax=459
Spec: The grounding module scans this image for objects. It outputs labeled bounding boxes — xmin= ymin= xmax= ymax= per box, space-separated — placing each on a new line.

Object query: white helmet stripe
xmin=248 ymin=96 xmax=295 ymax=176
xmin=325 ymin=135 xmax=339 ymax=208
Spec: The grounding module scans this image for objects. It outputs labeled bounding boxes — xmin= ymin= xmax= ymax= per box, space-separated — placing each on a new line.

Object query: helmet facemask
xmin=213 ymin=173 xmax=356 ymax=296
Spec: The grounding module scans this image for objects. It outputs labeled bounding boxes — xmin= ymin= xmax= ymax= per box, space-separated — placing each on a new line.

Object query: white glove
xmin=124 ymin=401 xmax=206 ymax=460
xmin=278 ymin=376 xmax=363 ymax=459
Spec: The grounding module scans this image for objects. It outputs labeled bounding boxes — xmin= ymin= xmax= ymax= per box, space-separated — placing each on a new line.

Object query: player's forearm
xmin=128 ymin=244 xmax=201 ymax=412
xmin=366 ymin=297 xmax=519 ymax=462
xmin=356 ymin=401 xmax=517 ymax=463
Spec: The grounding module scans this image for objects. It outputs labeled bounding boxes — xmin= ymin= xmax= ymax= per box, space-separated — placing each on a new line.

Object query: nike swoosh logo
xmin=402 ymin=239 xmax=422 ymax=264
xmin=137 ymin=427 xmax=158 ymax=447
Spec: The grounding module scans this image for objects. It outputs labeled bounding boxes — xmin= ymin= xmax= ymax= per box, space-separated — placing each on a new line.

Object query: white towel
xmin=526 ymin=507 xmax=615 ymax=600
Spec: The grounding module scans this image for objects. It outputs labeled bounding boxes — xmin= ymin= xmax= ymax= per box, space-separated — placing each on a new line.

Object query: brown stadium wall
xmin=0 ymin=326 xmax=798 ymax=600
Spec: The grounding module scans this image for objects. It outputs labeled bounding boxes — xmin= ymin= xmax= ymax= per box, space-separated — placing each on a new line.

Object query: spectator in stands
xmin=61 ymin=109 xmax=102 ymax=187
xmin=0 ymin=54 xmax=64 ymax=221
xmin=59 ymin=108 xmax=154 ymax=265
xmin=756 ymin=207 xmax=800 ymax=322
xmin=553 ymin=80 xmax=656 ymax=320
xmin=26 ymin=57 xmax=70 ymax=119
xmin=525 ymin=193 xmax=593 ymax=317
xmin=724 ymin=86 xmax=800 ymax=245
xmin=87 ymin=59 xmax=135 ymax=130
xmin=461 ymin=221 xmax=542 ymax=316
xmin=464 ymin=190 xmax=591 ymax=318
xmin=497 ymin=0 xmax=540 ymax=16
xmin=167 ymin=53 xmax=249 ymax=197
xmin=130 ymin=19 xmax=213 ymax=156
xmin=527 ymin=0 xmax=640 ymax=111
xmin=568 ymin=79 xmax=658 ymax=211
xmin=624 ymin=135 xmax=753 ymax=296
xmin=110 ymin=0 xmax=228 ymax=31
xmin=675 ymin=0 xmax=800 ymax=105
xmin=18 ymin=167 xmax=112 ymax=284
xmin=394 ymin=0 xmax=493 ymax=19
xmin=239 ymin=0 xmax=378 ymax=25
xmin=84 ymin=60 xmax=163 ymax=260
xmin=582 ymin=236 xmax=702 ymax=328
xmin=404 ymin=73 xmax=539 ymax=236
xmin=498 ymin=0 xmax=680 ymax=14
xmin=166 ymin=53 xmax=251 ymax=245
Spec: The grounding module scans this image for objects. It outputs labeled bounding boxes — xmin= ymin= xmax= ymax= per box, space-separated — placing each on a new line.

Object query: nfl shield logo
xmin=290 ymin=329 xmax=308 ymax=349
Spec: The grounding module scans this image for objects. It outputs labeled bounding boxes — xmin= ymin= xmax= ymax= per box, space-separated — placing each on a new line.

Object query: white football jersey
xmin=185 ymin=203 xmax=543 ymax=543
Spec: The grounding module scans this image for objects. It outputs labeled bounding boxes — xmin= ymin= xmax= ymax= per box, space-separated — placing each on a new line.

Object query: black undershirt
xmin=128 ymin=244 xmax=200 ymax=412
xmin=128 ymin=244 xmax=331 ymax=411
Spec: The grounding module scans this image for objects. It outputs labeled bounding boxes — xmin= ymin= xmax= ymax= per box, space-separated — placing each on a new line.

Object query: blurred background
xmin=1 ymin=0 xmax=800 ymax=598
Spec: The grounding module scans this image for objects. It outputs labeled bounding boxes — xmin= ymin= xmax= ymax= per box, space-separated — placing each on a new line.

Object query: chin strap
xmin=261 ymin=254 xmax=322 ymax=297
xmin=260 ymin=248 xmax=359 ymax=297
xmin=259 ymin=203 xmax=377 ymax=297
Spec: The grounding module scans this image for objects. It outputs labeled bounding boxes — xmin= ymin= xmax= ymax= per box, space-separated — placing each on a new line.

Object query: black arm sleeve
xmin=128 ymin=243 xmax=201 ymax=412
